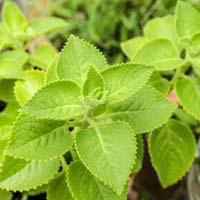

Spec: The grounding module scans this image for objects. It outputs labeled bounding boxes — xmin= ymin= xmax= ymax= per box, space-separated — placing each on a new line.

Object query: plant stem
xmin=21 ymin=194 xmax=28 ymax=200
xmin=60 ymin=156 xmax=68 ymax=170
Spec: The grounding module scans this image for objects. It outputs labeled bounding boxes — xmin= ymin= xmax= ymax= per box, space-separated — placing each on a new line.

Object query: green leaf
xmin=21 ymin=81 xmax=87 ymax=120
xmin=101 ymin=63 xmax=153 ymax=105
xmin=83 ymin=66 xmax=104 ymax=98
xmin=0 ymin=156 xmax=60 ymax=191
xmin=47 ymin=173 xmax=73 ymax=200
xmin=0 ymin=50 xmax=29 ymax=66
xmin=0 ymin=189 xmax=12 ymax=200
xmin=57 ymin=35 xmax=107 ymax=84
xmin=133 ymin=39 xmax=184 ymax=71
xmin=0 ymin=101 xmax=19 ymax=127
xmin=75 ymin=121 xmax=136 ymax=194
xmin=29 ymin=45 xmax=57 ymax=69
xmin=2 ymin=1 xmax=27 ymax=34
xmin=0 ymin=126 xmax=11 ymax=169
xmin=0 ymin=59 xmax=24 ymax=79
xmin=148 ymin=119 xmax=196 ymax=188
xmin=148 ymin=72 xmax=170 ymax=95
xmin=14 ymin=70 xmax=45 ymax=106
xmin=0 ymin=79 xmax=15 ymax=102
xmin=175 ymin=76 xmax=200 ymax=120
xmin=132 ymin=135 xmax=144 ymax=173
xmin=67 ymin=161 xmax=128 ymax=200
xmin=175 ymin=1 xmax=200 ymax=40
xmin=120 ymin=37 xmax=149 ymax=59
xmin=144 ymin=15 xmax=176 ymax=43
xmin=109 ymin=86 xmax=176 ymax=134
xmin=7 ymin=114 xmax=72 ymax=161
xmin=28 ymin=17 xmax=68 ymax=37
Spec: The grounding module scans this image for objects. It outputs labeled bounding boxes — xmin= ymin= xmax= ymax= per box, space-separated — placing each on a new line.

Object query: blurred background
xmin=1 ymin=0 xmax=199 ymax=65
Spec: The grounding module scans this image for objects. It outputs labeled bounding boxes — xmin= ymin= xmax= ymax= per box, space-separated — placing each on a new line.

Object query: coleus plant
xmin=121 ymin=0 xmax=200 ymax=189
xmin=1 ymin=33 xmax=177 ymax=199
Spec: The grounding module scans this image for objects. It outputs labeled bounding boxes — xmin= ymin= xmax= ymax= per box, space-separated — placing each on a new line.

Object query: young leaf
xmin=144 ymin=15 xmax=176 ymax=43
xmin=83 ymin=66 xmax=104 ymax=97
xmin=109 ymin=86 xmax=176 ymax=134
xmin=7 ymin=114 xmax=72 ymax=161
xmin=0 ymin=156 xmax=60 ymax=191
xmin=101 ymin=63 xmax=153 ymax=105
xmin=2 ymin=1 xmax=27 ymax=34
xmin=29 ymin=45 xmax=57 ymax=69
xmin=28 ymin=17 xmax=68 ymax=37
xmin=175 ymin=76 xmax=200 ymax=120
xmin=0 ymin=79 xmax=15 ymax=102
xmin=133 ymin=39 xmax=184 ymax=71
xmin=67 ymin=161 xmax=128 ymax=200
xmin=14 ymin=70 xmax=45 ymax=106
xmin=175 ymin=1 xmax=200 ymax=40
xmin=21 ymin=81 xmax=87 ymax=120
xmin=47 ymin=173 xmax=73 ymax=200
xmin=0 ymin=59 xmax=24 ymax=79
xmin=148 ymin=119 xmax=196 ymax=188
xmin=57 ymin=35 xmax=107 ymax=84
xmin=148 ymin=72 xmax=170 ymax=95
xmin=75 ymin=121 xmax=136 ymax=194
xmin=120 ymin=37 xmax=149 ymax=59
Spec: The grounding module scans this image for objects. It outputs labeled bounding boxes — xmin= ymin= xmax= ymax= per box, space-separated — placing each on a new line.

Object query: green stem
xmin=60 ymin=156 xmax=68 ymax=170
xmin=21 ymin=194 xmax=28 ymax=200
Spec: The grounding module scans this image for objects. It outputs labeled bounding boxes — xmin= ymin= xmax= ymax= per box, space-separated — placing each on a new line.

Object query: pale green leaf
xmin=67 ymin=161 xmax=128 ymax=200
xmin=7 ymin=114 xmax=72 ymax=160
xmin=175 ymin=76 xmax=200 ymax=120
xmin=149 ymin=119 xmax=196 ymax=188
xmin=120 ymin=37 xmax=148 ymax=59
xmin=133 ymin=39 xmax=184 ymax=71
xmin=47 ymin=173 xmax=73 ymax=200
xmin=14 ymin=70 xmax=45 ymax=106
xmin=0 ymin=79 xmax=15 ymax=102
xmin=148 ymin=72 xmax=170 ymax=95
xmin=144 ymin=15 xmax=176 ymax=43
xmin=0 ymin=189 xmax=12 ymax=200
xmin=29 ymin=45 xmax=57 ymax=69
xmin=45 ymin=56 xmax=60 ymax=84
xmin=29 ymin=17 xmax=68 ymax=37
xmin=20 ymin=81 xmax=87 ymax=120
xmin=109 ymin=86 xmax=176 ymax=134
xmin=0 ymin=156 xmax=60 ymax=191
xmin=83 ymin=66 xmax=104 ymax=98
xmin=0 ymin=101 xmax=19 ymax=127
xmin=2 ymin=1 xmax=27 ymax=34
xmin=0 ymin=50 xmax=28 ymax=66
xmin=57 ymin=35 xmax=107 ymax=84
xmin=0 ymin=59 xmax=24 ymax=79
xmin=101 ymin=63 xmax=153 ymax=105
xmin=175 ymin=1 xmax=200 ymax=40
xmin=75 ymin=122 xmax=136 ymax=194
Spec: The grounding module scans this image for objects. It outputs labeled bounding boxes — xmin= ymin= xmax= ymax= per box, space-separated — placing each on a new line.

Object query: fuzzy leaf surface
xmin=101 ymin=63 xmax=153 ymax=105
xmin=149 ymin=119 xmax=196 ymax=188
xmin=47 ymin=173 xmax=73 ymax=200
xmin=133 ymin=39 xmax=184 ymax=71
xmin=7 ymin=114 xmax=72 ymax=160
xmin=57 ymin=35 xmax=107 ymax=84
xmin=75 ymin=122 xmax=136 ymax=194
xmin=21 ymin=81 xmax=87 ymax=120
xmin=109 ymin=86 xmax=176 ymax=134
xmin=0 ymin=156 xmax=60 ymax=191
xmin=68 ymin=161 xmax=128 ymax=200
